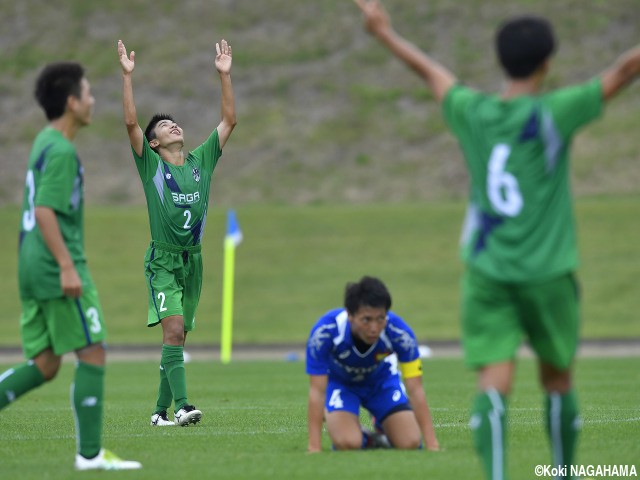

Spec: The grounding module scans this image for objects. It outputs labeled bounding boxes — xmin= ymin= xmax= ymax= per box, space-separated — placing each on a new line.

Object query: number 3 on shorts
xmin=86 ymin=306 xmax=102 ymax=334
xmin=487 ymin=144 xmax=523 ymax=217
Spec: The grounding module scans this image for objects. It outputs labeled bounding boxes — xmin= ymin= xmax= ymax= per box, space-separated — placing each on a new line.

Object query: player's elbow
xmin=125 ymin=119 xmax=139 ymax=131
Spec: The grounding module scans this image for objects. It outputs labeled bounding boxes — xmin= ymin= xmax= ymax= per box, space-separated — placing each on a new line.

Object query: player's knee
xmin=391 ymin=434 xmax=422 ymax=450
xmin=331 ymin=433 xmax=363 ymax=450
xmin=33 ymin=351 xmax=61 ymax=381
xmin=164 ymin=330 xmax=185 ymax=345
xmin=162 ymin=316 xmax=186 ymax=344
xmin=540 ymin=365 xmax=572 ymax=393
xmin=39 ymin=362 xmax=61 ymax=381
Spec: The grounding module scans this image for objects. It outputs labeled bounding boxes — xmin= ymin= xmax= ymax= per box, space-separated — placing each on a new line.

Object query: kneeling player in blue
xmin=306 ymin=276 xmax=440 ymax=452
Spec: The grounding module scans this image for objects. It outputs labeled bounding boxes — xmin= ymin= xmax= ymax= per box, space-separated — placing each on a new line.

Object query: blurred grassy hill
xmin=1 ymin=0 xmax=639 ymax=206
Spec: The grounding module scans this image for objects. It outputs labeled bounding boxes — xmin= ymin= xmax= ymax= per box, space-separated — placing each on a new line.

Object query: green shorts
xmin=20 ymin=288 xmax=107 ymax=359
xmin=461 ymin=268 xmax=580 ymax=370
xmin=144 ymin=241 xmax=203 ymax=331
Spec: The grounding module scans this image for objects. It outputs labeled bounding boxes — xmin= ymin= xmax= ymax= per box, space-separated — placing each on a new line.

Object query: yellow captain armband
xmin=399 ymin=358 xmax=423 ymax=379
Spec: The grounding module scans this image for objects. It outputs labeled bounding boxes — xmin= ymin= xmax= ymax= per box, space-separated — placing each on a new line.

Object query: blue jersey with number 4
xmin=305 ymin=308 xmax=420 ymax=385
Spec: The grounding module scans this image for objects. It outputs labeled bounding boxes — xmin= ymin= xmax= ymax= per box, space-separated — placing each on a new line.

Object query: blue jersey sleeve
xmin=305 ymin=316 xmax=337 ymax=376
xmin=386 ymin=312 xmax=420 ymax=364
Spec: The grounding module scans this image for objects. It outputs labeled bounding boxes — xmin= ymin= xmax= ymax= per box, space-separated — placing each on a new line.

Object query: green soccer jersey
xmin=18 ymin=127 xmax=89 ymax=300
xmin=443 ymin=79 xmax=603 ymax=282
xmin=132 ymin=129 xmax=222 ymax=247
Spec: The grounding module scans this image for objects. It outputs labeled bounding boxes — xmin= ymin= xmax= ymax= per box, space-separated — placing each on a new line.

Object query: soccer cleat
xmin=174 ymin=404 xmax=202 ymax=426
xmin=74 ymin=448 xmax=142 ymax=471
xmin=362 ymin=427 xmax=392 ymax=449
xmin=150 ymin=410 xmax=175 ymax=426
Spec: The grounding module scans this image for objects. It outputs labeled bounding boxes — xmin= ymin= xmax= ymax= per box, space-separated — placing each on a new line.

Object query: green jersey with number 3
xmin=443 ymin=79 xmax=603 ymax=282
xmin=18 ymin=126 xmax=89 ymax=300
xmin=132 ymin=130 xmax=222 ymax=247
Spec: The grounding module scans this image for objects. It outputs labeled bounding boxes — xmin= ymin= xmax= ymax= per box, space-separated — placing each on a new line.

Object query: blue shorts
xmin=326 ymin=374 xmax=412 ymax=422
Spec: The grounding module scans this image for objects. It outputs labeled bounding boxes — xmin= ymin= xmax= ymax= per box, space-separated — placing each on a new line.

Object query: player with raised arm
xmin=306 ymin=276 xmax=440 ymax=453
xmin=117 ymin=38 xmax=236 ymax=427
xmin=354 ymin=1 xmax=640 ymax=478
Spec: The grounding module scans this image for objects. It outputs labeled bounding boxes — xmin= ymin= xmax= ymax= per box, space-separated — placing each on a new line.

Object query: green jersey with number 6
xmin=132 ymin=130 xmax=221 ymax=247
xmin=18 ymin=126 xmax=89 ymax=300
xmin=443 ymin=79 xmax=603 ymax=282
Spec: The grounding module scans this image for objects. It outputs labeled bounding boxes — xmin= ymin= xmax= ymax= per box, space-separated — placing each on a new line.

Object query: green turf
xmin=0 ymin=357 xmax=637 ymax=479
xmin=1 ymin=198 xmax=638 ymax=347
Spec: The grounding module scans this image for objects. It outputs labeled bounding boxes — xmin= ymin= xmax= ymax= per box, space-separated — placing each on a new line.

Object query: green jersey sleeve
xmin=189 ymin=129 xmax=222 ymax=173
xmin=541 ymin=78 xmax=603 ymax=139
xmin=131 ymin=136 xmax=163 ymax=182
xmin=35 ymin=143 xmax=79 ymax=215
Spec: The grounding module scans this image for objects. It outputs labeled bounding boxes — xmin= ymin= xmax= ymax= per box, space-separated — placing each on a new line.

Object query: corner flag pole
xmin=221 ymin=209 xmax=242 ymax=364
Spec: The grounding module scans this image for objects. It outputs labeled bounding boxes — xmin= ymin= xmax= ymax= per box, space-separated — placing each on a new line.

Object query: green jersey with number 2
xmin=443 ymin=79 xmax=603 ymax=282
xmin=132 ymin=130 xmax=221 ymax=247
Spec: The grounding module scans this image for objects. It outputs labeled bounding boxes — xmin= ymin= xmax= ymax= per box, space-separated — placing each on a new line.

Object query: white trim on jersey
xmin=333 ymin=310 xmax=349 ymax=346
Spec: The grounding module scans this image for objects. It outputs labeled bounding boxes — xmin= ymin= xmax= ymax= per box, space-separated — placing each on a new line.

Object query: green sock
xmin=546 ymin=390 xmax=579 ymax=478
xmin=0 ymin=360 xmax=45 ymax=410
xmin=161 ymin=344 xmax=188 ymax=412
xmin=154 ymin=363 xmax=173 ymax=414
xmin=72 ymin=362 xmax=105 ymax=459
xmin=470 ymin=389 xmax=507 ymax=480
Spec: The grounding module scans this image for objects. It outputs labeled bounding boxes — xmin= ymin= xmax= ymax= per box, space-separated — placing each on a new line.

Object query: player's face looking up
xmin=348 ymin=305 xmax=388 ymax=345
xmin=150 ymin=118 xmax=184 ymax=149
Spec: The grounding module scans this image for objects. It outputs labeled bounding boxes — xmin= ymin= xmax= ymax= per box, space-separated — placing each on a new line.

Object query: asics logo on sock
xmin=6 ymin=390 xmax=16 ymax=403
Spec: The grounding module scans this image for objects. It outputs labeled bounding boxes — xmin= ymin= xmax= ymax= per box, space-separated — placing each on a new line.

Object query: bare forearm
xmin=122 ymin=73 xmax=138 ymax=128
xmin=601 ymin=45 xmax=640 ymax=100
xmin=36 ymin=207 xmax=73 ymax=269
xmin=307 ymin=389 xmax=325 ymax=452
xmin=407 ymin=381 xmax=439 ymax=450
xmin=220 ymin=73 xmax=236 ymax=125
xmin=374 ymin=27 xmax=455 ymax=102
xmin=121 ymin=73 xmax=143 ymax=155
xmin=217 ymin=72 xmax=237 ymax=148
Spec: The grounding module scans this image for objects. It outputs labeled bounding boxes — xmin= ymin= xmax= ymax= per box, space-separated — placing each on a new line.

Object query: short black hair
xmin=34 ymin=62 xmax=84 ymax=120
xmin=344 ymin=276 xmax=392 ymax=314
xmin=144 ymin=113 xmax=175 ymax=145
xmin=496 ymin=15 xmax=556 ymax=79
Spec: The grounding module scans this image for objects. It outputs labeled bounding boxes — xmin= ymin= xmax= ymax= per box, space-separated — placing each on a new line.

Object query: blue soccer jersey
xmin=305 ymin=308 xmax=420 ymax=385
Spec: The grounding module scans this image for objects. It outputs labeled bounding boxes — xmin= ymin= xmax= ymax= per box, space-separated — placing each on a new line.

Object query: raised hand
xmin=118 ymin=39 xmax=135 ymax=74
xmin=353 ymin=0 xmax=392 ymax=36
xmin=215 ymin=39 xmax=232 ymax=74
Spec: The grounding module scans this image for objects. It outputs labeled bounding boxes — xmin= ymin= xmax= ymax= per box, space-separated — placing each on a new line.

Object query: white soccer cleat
xmin=150 ymin=410 xmax=176 ymax=426
xmin=174 ymin=404 xmax=202 ymax=426
xmin=74 ymin=448 xmax=142 ymax=471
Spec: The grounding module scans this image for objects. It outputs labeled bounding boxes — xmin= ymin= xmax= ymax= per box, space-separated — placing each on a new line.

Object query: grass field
xmin=1 ymin=197 xmax=639 ymax=347
xmin=0 ymin=357 xmax=638 ymax=479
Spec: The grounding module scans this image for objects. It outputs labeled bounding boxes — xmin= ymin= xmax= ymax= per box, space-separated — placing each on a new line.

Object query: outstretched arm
xmin=215 ymin=39 xmax=237 ymax=149
xmin=404 ymin=375 xmax=440 ymax=451
xmin=353 ymin=0 xmax=456 ymax=103
xmin=600 ymin=44 xmax=640 ymax=101
xmin=118 ymin=39 xmax=144 ymax=156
